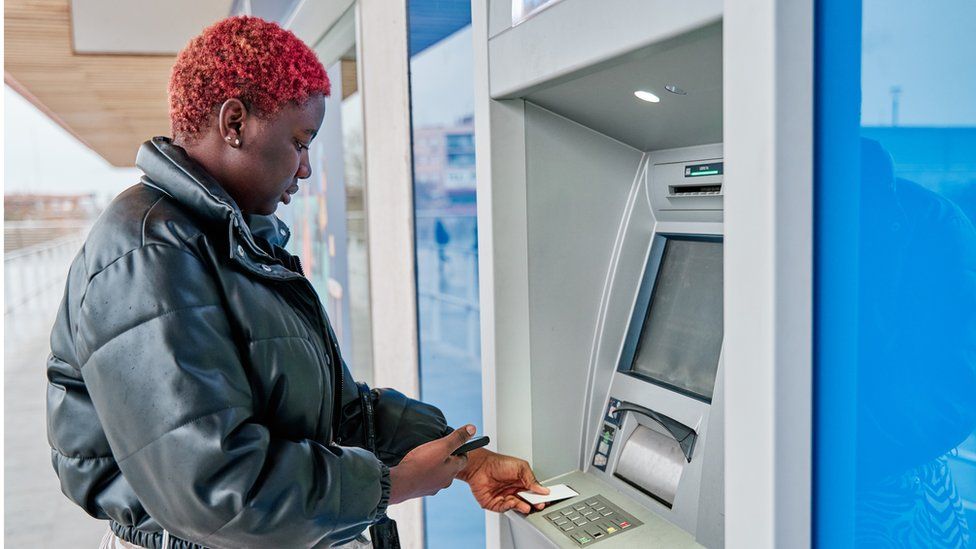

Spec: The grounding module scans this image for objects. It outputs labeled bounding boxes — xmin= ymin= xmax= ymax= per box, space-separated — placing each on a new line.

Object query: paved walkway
xmin=5 ymin=273 xmax=107 ymax=546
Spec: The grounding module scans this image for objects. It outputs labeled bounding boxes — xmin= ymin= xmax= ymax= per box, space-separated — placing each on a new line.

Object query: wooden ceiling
xmin=5 ymin=0 xmax=176 ymax=167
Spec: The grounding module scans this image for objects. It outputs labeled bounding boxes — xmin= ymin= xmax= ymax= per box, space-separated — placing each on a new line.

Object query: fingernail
xmin=466 ymin=425 xmax=476 ymax=435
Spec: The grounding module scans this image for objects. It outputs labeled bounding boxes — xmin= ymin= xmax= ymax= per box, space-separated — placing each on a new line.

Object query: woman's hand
xmin=457 ymin=449 xmax=550 ymax=514
xmin=388 ymin=425 xmax=475 ymax=504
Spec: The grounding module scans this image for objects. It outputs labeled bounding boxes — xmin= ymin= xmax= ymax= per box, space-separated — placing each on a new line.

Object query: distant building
xmin=4 ymin=193 xmax=98 ymax=222
xmin=412 ymin=116 xmax=476 ymax=215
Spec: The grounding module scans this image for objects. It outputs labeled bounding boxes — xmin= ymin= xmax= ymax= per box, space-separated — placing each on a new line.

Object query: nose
xmin=296 ymin=152 xmax=311 ymax=180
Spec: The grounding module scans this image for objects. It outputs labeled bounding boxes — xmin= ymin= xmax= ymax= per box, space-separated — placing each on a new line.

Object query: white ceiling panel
xmin=71 ymin=0 xmax=234 ymax=55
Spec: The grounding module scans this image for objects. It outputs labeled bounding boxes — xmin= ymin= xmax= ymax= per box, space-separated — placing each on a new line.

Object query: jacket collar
xmin=136 ymin=137 xmax=296 ymax=278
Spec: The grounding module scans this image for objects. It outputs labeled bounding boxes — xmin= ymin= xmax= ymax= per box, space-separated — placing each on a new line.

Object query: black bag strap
xmin=357 ymin=382 xmax=378 ymax=454
xmin=357 ymin=382 xmax=401 ymax=549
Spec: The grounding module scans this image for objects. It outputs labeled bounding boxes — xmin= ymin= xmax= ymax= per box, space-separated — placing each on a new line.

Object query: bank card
xmin=517 ymin=483 xmax=579 ymax=505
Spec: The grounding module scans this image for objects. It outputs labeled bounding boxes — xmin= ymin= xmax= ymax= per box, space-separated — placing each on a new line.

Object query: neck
xmin=174 ymin=134 xmax=250 ymax=213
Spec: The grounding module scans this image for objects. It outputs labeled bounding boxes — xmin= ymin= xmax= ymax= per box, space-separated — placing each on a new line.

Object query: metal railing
xmin=5 ymin=229 xmax=87 ymax=315
xmin=415 ymin=243 xmax=481 ymax=361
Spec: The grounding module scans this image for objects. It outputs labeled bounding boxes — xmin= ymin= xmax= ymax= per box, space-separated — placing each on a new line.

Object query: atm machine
xmin=474 ymin=1 xmax=725 ymax=547
xmin=502 ymin=145 xmax=724 ymax=548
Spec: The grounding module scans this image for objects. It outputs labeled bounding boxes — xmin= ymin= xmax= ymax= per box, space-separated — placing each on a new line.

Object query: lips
xmin=280 ymin=183 xmax=300 ymax=205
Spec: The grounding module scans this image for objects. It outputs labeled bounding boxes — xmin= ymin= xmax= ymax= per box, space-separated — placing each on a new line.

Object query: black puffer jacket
xmin=46 ymin=137 xmax=452 ymax=548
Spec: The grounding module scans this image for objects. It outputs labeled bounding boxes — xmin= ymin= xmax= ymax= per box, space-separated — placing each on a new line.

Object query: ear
xmin=218 ymin=98 xmax=249 ymax=148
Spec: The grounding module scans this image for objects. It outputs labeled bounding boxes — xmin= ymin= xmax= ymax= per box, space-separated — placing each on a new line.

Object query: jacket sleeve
xmin=72 ymin=242 xmax=389 ymax=548
xmin=48 ymin=253 xmax=145 ymax=525
xmin=336 ymin=359 xmax=453 ymax=467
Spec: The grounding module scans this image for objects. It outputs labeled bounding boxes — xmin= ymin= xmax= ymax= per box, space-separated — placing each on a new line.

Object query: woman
xmin=47 ymin=16 xmax=547 ymax=548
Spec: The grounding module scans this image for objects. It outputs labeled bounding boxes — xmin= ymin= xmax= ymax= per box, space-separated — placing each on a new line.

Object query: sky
xmin=3 ymin=85 xmax=142 ymax=203
xmin=409 ymin=25 xmax=475 ymax=128
xmin=861 ymin=0 xmax=976 ymax=126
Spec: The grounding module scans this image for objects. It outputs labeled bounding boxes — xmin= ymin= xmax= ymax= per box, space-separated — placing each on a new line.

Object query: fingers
xmin=500 ymin=495 xmax=532 ymax=514
xmin=449 ymin=454 xmax=469 ymax=475
xmin=444 ymin=425 xmax=476 ymax=453
xmin=517 ymin=461 xmax=549 ymax=494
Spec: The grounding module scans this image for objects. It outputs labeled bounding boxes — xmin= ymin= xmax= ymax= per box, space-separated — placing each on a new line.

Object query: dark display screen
xmin=629 ymin=237 xmax=724 ymax=401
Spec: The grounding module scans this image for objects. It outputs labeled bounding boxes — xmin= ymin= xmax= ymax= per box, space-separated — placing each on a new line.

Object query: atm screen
xmin=628 ymin=236 xmax=723 ymax=401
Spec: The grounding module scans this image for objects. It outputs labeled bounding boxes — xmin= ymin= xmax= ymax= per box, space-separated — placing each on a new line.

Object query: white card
xmin=517 ymin=483 xmax=579 ymax=505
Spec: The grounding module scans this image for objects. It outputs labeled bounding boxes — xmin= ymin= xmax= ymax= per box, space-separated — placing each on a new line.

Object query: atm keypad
xmin=542 ymin=495 xmax=642 ymax=545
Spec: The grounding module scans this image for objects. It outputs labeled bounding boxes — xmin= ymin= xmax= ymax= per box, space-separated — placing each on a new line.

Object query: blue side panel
xmin=815 ymin=1 xmax=976 ymax=546
xmin=814 ymin=1 xmax=861 ymax=545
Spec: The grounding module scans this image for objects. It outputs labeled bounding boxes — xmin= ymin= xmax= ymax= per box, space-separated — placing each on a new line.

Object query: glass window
xmin=815 ymin=0 xmax=976 ymax=545
xmin=407 ymin=1 xmax=483 ymax=546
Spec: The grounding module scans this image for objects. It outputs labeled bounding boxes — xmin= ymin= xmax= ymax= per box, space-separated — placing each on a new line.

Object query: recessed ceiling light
xmin=634 ymin=90 xmax=660 ymax=103
xmin=665 ymin=84 xmax=687 ymax=95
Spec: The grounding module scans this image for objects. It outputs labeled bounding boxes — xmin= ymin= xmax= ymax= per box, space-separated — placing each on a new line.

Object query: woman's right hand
xmin=388 ymin=425 xmax=476 ymax=504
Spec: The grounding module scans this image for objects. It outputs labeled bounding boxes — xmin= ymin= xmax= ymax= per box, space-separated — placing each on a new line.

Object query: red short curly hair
xmin=168 ymin=16 xmax=331 ymax=138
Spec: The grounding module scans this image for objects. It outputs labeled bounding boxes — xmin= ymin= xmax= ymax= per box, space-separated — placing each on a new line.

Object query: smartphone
xmin=452 ymin=435 xmax=490 ymax=456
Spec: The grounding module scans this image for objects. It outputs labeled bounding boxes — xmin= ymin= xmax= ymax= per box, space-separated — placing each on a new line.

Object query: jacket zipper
xmin=230 ymin=222 xmax=343 ymax=445
xmin=292 ymin=255 xmax=344 ymax=443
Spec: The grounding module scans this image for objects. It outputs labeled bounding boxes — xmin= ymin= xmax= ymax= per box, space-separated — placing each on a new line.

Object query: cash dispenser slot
xmin=610 ymin=403 xmax=699 ymax=509
xmin=612 ymin=401 xmax=697 ymax=462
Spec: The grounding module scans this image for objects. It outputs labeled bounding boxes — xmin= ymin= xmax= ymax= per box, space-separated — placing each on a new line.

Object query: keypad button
xmin=574 ymin=504 xmax=587 ymax=511
xmin=560 ymin=523 xmax=575 ymax=531
xmin=594 ymin=505 xmax=606 ymax=511
xmin=571 ymin=533 xmax=593 ymax=545
xmin=554 ymin=518 xmax=569 ymax=526
xmin=546 ymin=511 xmax=562 ymax=520
xmin=585 ymin=499 xmax=599 ymax=506
xmin=561 ymin=508 xmax=575 ymax=516
xmin=586 ymin=526 xmax=606 ymax=539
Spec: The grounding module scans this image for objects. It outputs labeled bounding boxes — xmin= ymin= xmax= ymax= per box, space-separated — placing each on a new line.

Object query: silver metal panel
xmin=648 ymin=144 xmax=724 ymax=223
xmin=723 ymin=0 xmax=814 ymax=546
xmin=696 ymin=360 xmax=726 ymax=548
xmin=524 ymin=103 xmax=643 ymax=479
xmin=524 ymin=24 xmax=723 ymax=151
xmin=488 ymin=0 xmax=721 ymax=99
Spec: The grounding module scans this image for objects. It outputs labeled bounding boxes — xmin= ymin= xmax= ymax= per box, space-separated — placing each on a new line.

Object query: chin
xmin=255 ymin=203 xmax=278 ymax=216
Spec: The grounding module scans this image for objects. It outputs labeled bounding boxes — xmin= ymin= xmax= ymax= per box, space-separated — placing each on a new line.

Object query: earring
xmin=234 ymin=138 xmax=241 ymax=146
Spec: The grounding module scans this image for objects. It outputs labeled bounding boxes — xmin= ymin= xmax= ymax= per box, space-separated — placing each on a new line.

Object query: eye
xmin=294 ymin=140 xmax=309 ymax=153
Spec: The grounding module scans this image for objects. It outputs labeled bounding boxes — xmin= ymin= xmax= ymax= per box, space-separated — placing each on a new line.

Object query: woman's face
xmin=224 ymin=94 xmax=326 ymax=215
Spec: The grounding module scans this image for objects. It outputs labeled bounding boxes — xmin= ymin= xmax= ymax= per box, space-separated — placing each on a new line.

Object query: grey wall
xmin=524 ymin=102 xmax=643 ymax=478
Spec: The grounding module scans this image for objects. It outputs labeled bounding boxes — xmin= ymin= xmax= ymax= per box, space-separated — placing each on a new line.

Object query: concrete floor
xmin=5 ymin=284 xmax=108 ymax=547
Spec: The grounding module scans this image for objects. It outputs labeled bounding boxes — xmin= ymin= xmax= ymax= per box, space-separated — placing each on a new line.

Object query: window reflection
xmin=852 ymin=1 xmax=976 ymax=545
xmin=407 ymin=1 xmax=484 ymax=546
xmin=279 ymin=49 xmax=373 ymax=385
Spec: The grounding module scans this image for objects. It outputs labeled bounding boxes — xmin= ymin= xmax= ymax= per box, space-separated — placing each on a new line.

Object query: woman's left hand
xmin=457 ymin=449 xmax=550 ymax=514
